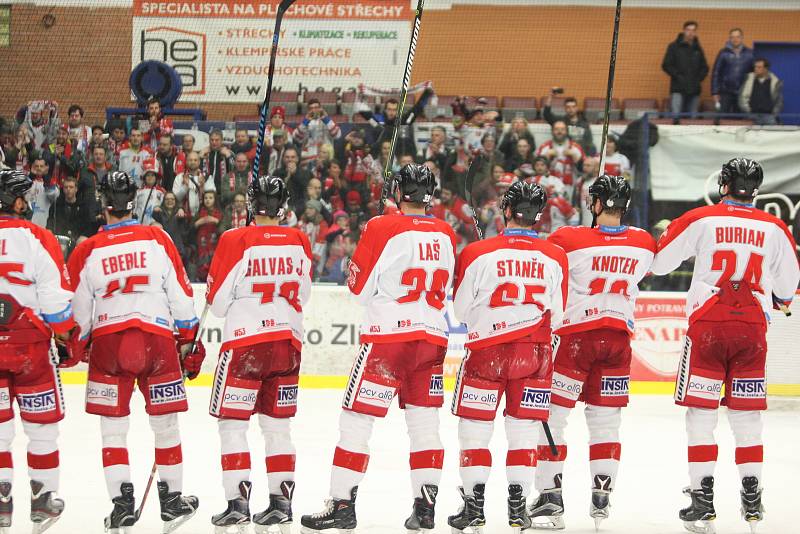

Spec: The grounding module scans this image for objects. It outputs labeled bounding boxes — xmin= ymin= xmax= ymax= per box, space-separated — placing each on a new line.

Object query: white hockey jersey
xmin=454 ymin=228 xmax=568 ymax=350
xmin=548 ymin=224 xmax=655 ymax=335
xmin=0 ymin=217 xmax=75 ymax=334
xmin=68 ymin=219 xmax=198 ymax=341
xmin=347 ymin=213 xmax=457 ymax=346
xmin=206 ymin=225 xmax=313 ymax=352
xmin=652 ymin=201 xmax=799 ymax=324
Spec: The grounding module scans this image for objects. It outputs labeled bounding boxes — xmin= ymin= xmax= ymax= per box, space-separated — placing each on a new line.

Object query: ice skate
xmin=740 ymin=476 xmax=764 ymax=533
xmin=253 ymin=480 xmax=294 ymax=534
xmin=680 ymin=476 xmax=716 ymax=534
xmin=508 ymin=484 xmax=531 ymax=533
xmin=528 ymin=475 xmax=565 ymax=530
xmin=300 ymin=486 xmax=358 ymax=534
xmin=0 ymin=482 xmax=11 ymax=534
xmin=589 ymin=475 xmax=612 ymax=531
xmin=212 ymin=481 xmax=252 ymax=534
xmin=157 ymin=481 xmax=198 ymax=533
xmin=30 ymin=480 xmax=64 ymax=534
xmin=447 ymin=484 xmax=485 ymax=534
xmin=404 ymin=484 xmax=437 ymax=533
xmin=104 ymin=482 xmax=137 ymax=534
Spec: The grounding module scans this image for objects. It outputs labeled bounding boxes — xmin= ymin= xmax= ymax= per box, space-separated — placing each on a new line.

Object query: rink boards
xmin=61 ymin=286 xmax=800 ymax=396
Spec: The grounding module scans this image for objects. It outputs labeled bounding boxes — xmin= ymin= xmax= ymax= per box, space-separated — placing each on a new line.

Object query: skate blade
xmin=163 ymin=508 xmax=197 ymax=534
xmin=255 ymin=522 xmax=292 ymax=534
xmin=215 ymin=524 xmax=252 ymax=534
xmin=450 ymin=527 xmax=484 ymax=534
xmin=593 ymin=517 xmax=603 ymax=532
xmin=31 ymin=514 xmax=62 ymax=534
xmin=407 ymin=530 xmax=432 ymax=534
xmin=0 ymin=528 xmax=8 ymax=534
xmin=528 ymin=516 xmax=565 ymax=530
xmin=746 ymin=519 xmax=762 ymax=534
xmin=682 ymin=520 xmax=716 ymax=534
xmin=106 ymin=528 xmax=134 ymax=534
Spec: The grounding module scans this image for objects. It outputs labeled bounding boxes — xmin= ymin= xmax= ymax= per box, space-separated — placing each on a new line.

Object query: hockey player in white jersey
xmin=0 ymin=170 xmax=75 ymax=534
xmin=651 ymin=158 xmax=799 ymax=534
xmin=67 ymin=171 xmax=203 ymax=533
xmin=530 ymin=175 xmax=656 ymax=530
xmin=206 ymin=176 xmax=312 ymax=534
xmin=300 ymin=164 xmax=457 ymax=534
xmin=449 ymin=181 xmax=568 ymax=534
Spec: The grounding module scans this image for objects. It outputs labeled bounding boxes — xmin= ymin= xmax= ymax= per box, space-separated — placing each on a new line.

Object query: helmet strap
xmin=590 ymin=196 xmax=602 ymax=228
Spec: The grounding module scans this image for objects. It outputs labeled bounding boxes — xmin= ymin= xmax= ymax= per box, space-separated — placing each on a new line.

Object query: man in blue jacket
xmin=711 ymin=28 xmax=754 ymax=114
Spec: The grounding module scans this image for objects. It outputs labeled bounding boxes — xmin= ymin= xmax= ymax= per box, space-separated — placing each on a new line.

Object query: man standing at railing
xmin=711 ymin=28 xmax=754 ymax=115
xmin=662 ymin=21 xmax=709 ymax=117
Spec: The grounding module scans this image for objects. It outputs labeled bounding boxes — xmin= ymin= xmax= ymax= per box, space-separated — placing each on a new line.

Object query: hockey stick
xmin=461 ymin=162 xmax=558 ymax=457
xmin=772 ymin=294 xmax=792 ymax=317
xmin=135 ymin=303 xmax=211 ymax=521
xmin=379 ymin=0 xmax=425 ymax=215
xmin=597 ymin=0 xmax=622 ymax=175
xmin=251 ymin=0 xmax=298 ymax=180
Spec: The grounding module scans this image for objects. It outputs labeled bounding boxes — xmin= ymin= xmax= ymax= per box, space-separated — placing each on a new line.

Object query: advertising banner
xmin=132 ymin=0 xmax=412 ymax=101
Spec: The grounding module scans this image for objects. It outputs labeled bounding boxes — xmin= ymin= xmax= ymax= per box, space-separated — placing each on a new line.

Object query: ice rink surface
xmin=4 ymin=386 xmax=798 ymax=533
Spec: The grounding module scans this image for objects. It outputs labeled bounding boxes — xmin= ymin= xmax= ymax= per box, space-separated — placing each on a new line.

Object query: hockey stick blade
xmin=379 ymin=0 xmax=425 ymax=215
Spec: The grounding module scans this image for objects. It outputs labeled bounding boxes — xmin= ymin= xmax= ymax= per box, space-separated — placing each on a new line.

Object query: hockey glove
xmin=181 ymin=339 xmax=206 ymax=380
xmin=57 ymin=328 xmax=90 ymax=368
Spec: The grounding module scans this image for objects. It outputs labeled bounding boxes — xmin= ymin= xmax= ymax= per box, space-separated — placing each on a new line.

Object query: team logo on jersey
xmin=730 ymin=378 xmax=766 ymax=399
xmin=347 ymin=261 xmax=360 ymax=289
xmin=234 ymin=327 xmax=246 ymax=337
xmin=155 ymin=317 xmax=169 ymax=327
xmin=459 ymin=385 xmax=498 ymax=411
xmin=0 ymin=387 xmax=11 ymax=412
xmin=600 ymin=376 xmax=630 ymax=397
xmin=356 ymin=380 xmax=395 ymax=409
xmin=222 ymin=386 xmax=258 ymax=411
xmin=686 ymin=375 xmax=722 ymax=401
xmin=520 ymin=387 xmax=551 ymax=410
xmin=551 ymin=372 xmax=582 ymax=401
xmin=370 ymin=325 xmax=381 ymax=333
xmin=277 ymin=384 xmax=298 ymax=407
xmin=17 ymin=390 xmax=57 ymax=414
xmin=429 ymin=374 xmax=444 ymax=397
xmin=149 ymin=379 xmax=187 ymax=406
xmin=86 ymin=381 xmax=119 ymax=407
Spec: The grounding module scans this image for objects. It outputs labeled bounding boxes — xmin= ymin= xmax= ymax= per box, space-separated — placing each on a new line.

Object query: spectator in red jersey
xmin=336 ymin=127 xmax=378 ymax=187
xmin=478 ymin=171 xmax=515 ymax=238
xmin=536 ymin=120 xmax=584 ymax=192
xmin=264 ymin=106 xmax=293 ymax=148
xmin=106 ymin=120 xmax=128 ymax=165
xmin=193 ymin=190 xmax=222 ymax=281
xmin=430 ymin=184 xmax=476 ymax=248
xmin=221 ymin=192 xmax=249 ymax=232
xmin=535 ymin=178 xmax=578 ymax=236
xmin=320 ymin=210 xmax=353 ymax=284
xmin=499 ymin=116 xmax=536 ymax=162
xmin=44 ymin=123 xmax=82 ymax=187
xmin=231 ymin=128 xmax=256 ymax=162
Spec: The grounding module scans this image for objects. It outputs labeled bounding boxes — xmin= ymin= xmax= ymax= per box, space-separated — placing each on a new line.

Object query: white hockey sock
xmin=686 ymin=407 xmax=719 ymax=490
xmin=535 ymin=404 xmax=569 ymax=492
xmin=0 ymin=419 xmax=14 ymax=484
xmin=728 ymin=409 xmax=763 ymax=482
xmin=23 ymin=421 xmax=60 ymax=493
xmin=259 ymin=414 xmax=296 ymax=495
xmin=101 ymin=416 xmax=131 ymax=498
xmin=505 ymin=416 xmax=539 ymax=497
xmin=330 ymin=410 xmax=374 ymax=500
xmin=406 ymin=405 xmax=444 ymax=498
xmin=150 ymin=414 xmax=183 ymax=493
xmin=218 ymin=418 xmax=250 ymax=501
xmin=586 ymin=404 xmax=622 ymax=489
xmin=458 ymin=417 xmax=493 ymax=496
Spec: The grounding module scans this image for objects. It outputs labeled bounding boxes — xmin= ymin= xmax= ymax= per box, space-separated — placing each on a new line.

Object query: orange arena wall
xmin=1 ymin=4 xmax=799 ymax=123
